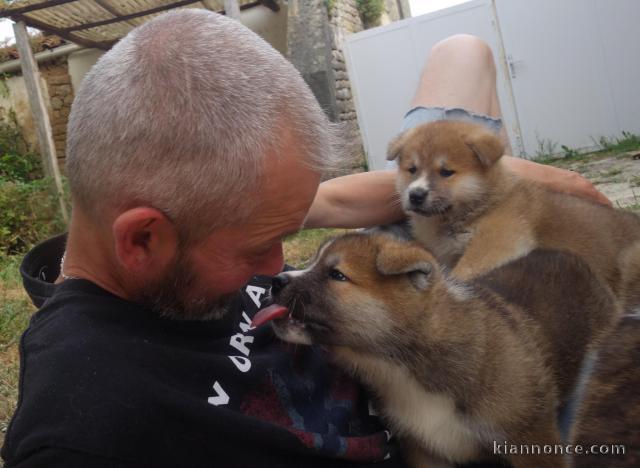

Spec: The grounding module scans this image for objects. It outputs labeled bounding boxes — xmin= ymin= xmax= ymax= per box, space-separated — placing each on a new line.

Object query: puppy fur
xmin=569 ymin=315 xmax=640 ymax=467
xmin=270 ymin=233 xmax=618 ymax=468
xmin=569 ymin=247 xmax=640 ymax=467
xmin=389 ymin=120 xmax=640 ymax=298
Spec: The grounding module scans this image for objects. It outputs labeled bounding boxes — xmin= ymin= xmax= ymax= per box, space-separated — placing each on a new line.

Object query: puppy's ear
xmin=376 ymin=242 xmax=434 ymax=290
xmin=463 ymin=130 xmax=504 ymax=167
xmin=387 ymin=131 xmax=407 ymax=161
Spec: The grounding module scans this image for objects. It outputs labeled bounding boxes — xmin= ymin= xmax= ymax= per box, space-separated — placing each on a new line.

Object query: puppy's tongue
xmin=251 ymin=304 xmax=289 ymax=328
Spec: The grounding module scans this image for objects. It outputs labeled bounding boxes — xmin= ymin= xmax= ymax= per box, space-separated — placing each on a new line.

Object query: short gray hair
xmin=66 ymin=9 xmax=342 ymax=241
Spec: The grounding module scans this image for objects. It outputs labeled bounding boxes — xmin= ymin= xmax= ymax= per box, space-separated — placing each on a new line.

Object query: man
xmin=2 ymin=11 xmax=606 ymax=468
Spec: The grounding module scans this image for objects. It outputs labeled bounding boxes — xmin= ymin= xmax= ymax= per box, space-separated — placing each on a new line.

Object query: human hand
xmin=502 ymin=156 xmax=611 ymax=207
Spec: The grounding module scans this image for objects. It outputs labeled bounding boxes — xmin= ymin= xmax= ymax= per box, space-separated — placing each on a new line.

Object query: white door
xmin=495 ymin=0 xmax=620 ymax=156
xmin=594 ymin=0 xmax=640 ymax=136
xmin=344 ymin=0 xmax=520 ymax=170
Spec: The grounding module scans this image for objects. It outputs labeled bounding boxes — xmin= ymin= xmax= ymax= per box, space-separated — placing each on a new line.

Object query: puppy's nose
xmin=409 ymin=189 xmax=428 ymax=206
xmin=271 ymin=273 xmax=290 ymax=295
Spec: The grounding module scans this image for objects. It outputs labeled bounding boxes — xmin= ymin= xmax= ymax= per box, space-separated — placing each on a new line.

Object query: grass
xmin=595 ymin=131 xmax=640 ymax=154
xmin=604 ymin=168 xmax=623 ymax=178
xmin=0 ymin=254 xmax=34 ymax=449
xmin=534 ymin=131 xmax=640 ymax=166
xmin=283 ymin=228 xmax=348 ymax=268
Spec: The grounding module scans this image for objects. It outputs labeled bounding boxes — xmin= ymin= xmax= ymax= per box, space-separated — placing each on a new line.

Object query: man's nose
xmin=409 ymin=188 xmax=428 ymax=205
xmin=271 ymin=273 xmax=290 ymax=295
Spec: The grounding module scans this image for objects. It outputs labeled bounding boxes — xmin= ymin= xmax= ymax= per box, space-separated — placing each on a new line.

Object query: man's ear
xmin=463 ymin=129 xmax=504 ymax=167
xmin=112 ymin=207 xmax=179 ymax=274
xmin=387 ymin=131 xmax=408 ymax=161
xmin=375 ymin=241 xmax=434 ymax=290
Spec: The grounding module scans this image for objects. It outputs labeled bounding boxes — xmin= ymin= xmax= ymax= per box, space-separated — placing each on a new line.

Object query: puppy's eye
xmin=440 ymin=168 xmax=455 ymax=177
xmin=329 ymin=269 xmax=349 ymax=282
xmin=408 ymin=165 xmax=417 ymax=175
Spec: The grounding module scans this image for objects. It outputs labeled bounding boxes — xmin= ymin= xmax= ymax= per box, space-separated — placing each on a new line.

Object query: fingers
xmin=560 ymin=169 xmax=612 ymax=207
xmin=502 ymin=157 xmax=611 ymax=207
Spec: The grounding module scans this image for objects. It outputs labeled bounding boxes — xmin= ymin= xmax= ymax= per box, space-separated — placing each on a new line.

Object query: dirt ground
xmin=546 ymin=149 xmax=640 ymax=211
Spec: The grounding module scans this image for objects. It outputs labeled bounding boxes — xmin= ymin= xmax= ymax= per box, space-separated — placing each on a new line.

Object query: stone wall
xmin=329 ymin=0 xmax=363 ymax=125
xmin=287 ymin=0 xmax=337 ymax=122
xmin=0 ymin=58 xmax=74 ymax=169
xmin=40 ymin=59 xmax=74 ymax=165
xmin=328 ymin=0 xmax=409 ymax=170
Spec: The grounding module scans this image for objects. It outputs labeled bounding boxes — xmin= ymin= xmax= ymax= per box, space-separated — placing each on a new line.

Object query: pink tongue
xmin=251 ymin=304 xmax=289 ymax=328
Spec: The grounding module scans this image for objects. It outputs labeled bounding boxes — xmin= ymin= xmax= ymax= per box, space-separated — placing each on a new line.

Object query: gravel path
xmin=545 ymin=150 xmax=640 ymax=211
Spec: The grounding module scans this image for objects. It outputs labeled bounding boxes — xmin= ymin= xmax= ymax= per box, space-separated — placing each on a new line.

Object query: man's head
xmin=65 ymin=10 xmax=339 ymax=319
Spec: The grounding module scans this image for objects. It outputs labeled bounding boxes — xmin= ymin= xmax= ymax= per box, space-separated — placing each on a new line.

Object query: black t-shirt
xmin=2 ymin=234 xmax=404 ymax=468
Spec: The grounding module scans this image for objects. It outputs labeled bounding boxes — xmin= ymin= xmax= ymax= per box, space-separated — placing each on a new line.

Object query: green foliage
xmin=596 ymin=131 xmax=640 ymax=154
xmin=0 ymin=177 xmax=66 ymax=254
xmin=326 ymin=0 xmax=336 ymax=17
xmin=0 ymin=74 xmax=10 ymax=99
xmin=356 ymin=0 xmax=385 ymax=27
xmin=0 ymin=151 xmax=42 ymax=182
xmin=561 ymin=144 xmax=580 ymax=159
xmin=0 ymin=254 xmax=31 ymax=347
xmin=0 ymin=101 xmax=65 ymax=255
xmin=532 ymin=135 xmax=559 ymax=161
xmin=0 ymin=110 xmax=42 ymax=182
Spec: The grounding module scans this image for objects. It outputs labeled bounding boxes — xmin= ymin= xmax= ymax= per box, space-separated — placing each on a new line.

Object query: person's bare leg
xmin=408 ymin=34 xmax=610 ymax=205
xmin=411 ymin=34 xmax=513 ymax=154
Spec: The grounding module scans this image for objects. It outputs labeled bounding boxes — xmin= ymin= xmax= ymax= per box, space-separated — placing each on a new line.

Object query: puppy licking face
xmin=388 ymin=121 xmax=504 ymax=218
xmin=269 ymin=234 xmax=438 ymax=350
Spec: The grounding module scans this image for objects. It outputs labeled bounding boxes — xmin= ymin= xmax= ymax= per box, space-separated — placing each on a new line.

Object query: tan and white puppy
xmin=266 ymin=233 xmax=618 ymax=468
xmin=389 ymin=120 xmax=640 ymax=298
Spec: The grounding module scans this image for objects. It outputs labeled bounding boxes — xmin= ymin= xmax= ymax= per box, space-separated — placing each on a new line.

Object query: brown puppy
xmin=268 ymin=233 xmax=618 ymax=468
xmin=388 ymin=120 xmax=640 ymax=297
xmin=569 ymin=246 xmax=640 ymax=467
xmin=569 ymin=314 xmax=640 ymax=467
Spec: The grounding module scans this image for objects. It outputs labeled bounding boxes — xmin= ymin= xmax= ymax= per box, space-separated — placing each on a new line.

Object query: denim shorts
xmin=386 ymin=106 xmax=503 ymax=169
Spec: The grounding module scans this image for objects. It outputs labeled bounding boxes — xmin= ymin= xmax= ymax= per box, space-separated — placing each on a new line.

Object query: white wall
xmin=66 ymin=5 xmax=289 ymax=93
xmin=344 ymin=0 xmax=518 ymax=169
xmin=68 ymin=48 xmax=104 ymax=93
xmin=345 ymin=0 xmax=640 ymax=167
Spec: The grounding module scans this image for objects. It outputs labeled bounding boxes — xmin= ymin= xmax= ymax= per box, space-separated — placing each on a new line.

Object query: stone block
xmin=336 ymin=88 xmax=351 ymax=100
xmin=335 ymin=100 xmax=348 ymax=113
xmin=46 ymin=75 xmax=70 ymax=86
xmin=57 ymin=84 xmax=72 ymax=96
xmin=50 ymin=97 xmax=63 ymax=110
xmin=332 ymin=60 xmax=346 ymax=71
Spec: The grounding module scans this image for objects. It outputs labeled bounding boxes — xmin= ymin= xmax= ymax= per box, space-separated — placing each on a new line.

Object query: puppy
xmin=569 ymin=314 xmax=640 ymax=467
xmin=263 ymin=233 xmax=618 ymax=468
xmin=569 ymin=246 xmax=640 ymax=466
xmin=389 ymin=120 xmax=640 ymax=298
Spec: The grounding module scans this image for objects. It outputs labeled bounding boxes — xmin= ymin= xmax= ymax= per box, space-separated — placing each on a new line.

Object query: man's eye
xmin=408 ymin=165 xmax=417 ymax=175
xmin=440 ymin=168 xmax=455 ymax=177
xmin=329 ymin=269 xmax=349 ymax=282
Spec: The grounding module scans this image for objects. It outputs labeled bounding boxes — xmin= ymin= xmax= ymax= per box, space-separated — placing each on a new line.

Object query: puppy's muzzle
xmin=409 ymin=188 xmax=428 ymax=207
xmin=271 ymin=273 xmax=290 ymax=295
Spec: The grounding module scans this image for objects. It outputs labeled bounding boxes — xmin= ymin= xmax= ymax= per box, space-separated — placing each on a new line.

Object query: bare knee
xmin=432 ymin=34 xmax=492 ymax=57
xmin=429 ymin=34 xmax=495 ymax=73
